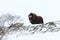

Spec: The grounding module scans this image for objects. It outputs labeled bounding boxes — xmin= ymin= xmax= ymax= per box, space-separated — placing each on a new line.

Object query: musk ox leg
xmin=39 ymin=24 xmax=44 ymax=31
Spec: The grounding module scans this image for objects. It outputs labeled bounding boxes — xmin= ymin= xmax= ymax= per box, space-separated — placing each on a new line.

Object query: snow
xmin=0 ymin=16 xmax=60 ymax=40
xmin=0 ymin=14 xmax=59 ymax=40
xmin=2 ymin=30 xmax=60 ymax=40
xmin=0 ymin=14 xmax=60 ymax=40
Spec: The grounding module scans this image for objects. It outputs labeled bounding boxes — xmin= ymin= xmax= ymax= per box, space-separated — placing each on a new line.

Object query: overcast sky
xmin=0 ymin=0 xmax=60 ymax=25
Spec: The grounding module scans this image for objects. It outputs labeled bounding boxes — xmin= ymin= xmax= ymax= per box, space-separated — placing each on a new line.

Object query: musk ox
xmin=28 ymin=13 xmax=44 ymax=24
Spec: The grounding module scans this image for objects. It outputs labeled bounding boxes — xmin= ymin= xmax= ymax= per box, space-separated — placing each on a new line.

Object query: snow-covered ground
xmin=2 ymin=31 xmax=60 ymax=40
xmin=0 ymin=14 xmax=60 ymax=40
xmin=1 ymin=24 xmax=60 ymax=40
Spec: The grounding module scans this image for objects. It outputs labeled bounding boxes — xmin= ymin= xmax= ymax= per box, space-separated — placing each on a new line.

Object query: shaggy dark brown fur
xmin=28 ymin=13 xmax=44 ymax=24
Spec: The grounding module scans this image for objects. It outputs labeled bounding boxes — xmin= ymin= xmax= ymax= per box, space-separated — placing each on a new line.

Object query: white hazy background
xmin=0 ymin=0 xmax=60 ymax=40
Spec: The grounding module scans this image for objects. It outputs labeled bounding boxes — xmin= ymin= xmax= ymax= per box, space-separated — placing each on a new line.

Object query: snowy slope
xmin=0 ymin=14 xmax=60 ymax=40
